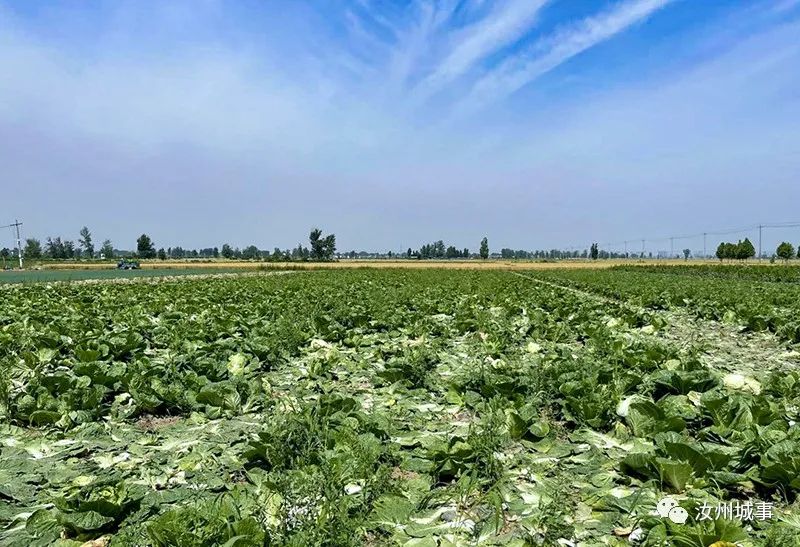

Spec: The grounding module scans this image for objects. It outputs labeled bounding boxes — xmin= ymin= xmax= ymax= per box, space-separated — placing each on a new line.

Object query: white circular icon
xmin=656 ymin=497 xmax=678 ymax=518
xmin=657 ymin=497 xmax=689 ymax=524
xmin=668 ymin=506 xmax=689 ymax=524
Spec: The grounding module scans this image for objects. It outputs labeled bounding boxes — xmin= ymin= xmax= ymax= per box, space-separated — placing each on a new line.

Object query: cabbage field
xmin=2 ymin=267 xmax=800 ymax=546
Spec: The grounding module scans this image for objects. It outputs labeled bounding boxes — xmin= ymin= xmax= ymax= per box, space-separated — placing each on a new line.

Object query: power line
xmin=559 ymin=221 xmax=800 ymax=258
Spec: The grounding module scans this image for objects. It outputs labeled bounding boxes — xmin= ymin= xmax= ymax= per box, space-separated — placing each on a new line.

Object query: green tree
xmin=79 ymin=226 xmax=94 ymax=258
xmin=46 ymin=237 xmax=65 ymax=259
xmin=23 ymin=238 xmax=42 ymax=259
xmin=736 ymin=238 xmax=755 ymax=260
xmin=100 ymin=239 xmax=114 ymax=258
xmin=136 ymin=234 xmax=156 ymax=258
xmin=716 ymin=242 xmax=726 ymax=261
xmin=323 ymin=234 xmax=336 ymax=260
xmin=310 ymin=228 xmax=336 ymax=261
xmin=406 ymin=247 xmax=412 ymax=259
xmin=726 ymin=243 xmax=736 ymax=260
xmin=64 ymin=240 xmax=76 ymax=259
xmin=221 ymin=244 xmax=234 ymax=259
xmin=309 ymin=228 xmax=323 ymax=259
xmin=242 ymin=245 xmax=260 ymax=260
xmin=213 ymin=247 xmax=219 ymax=258
xmin=682 ymin=248 xmax=691 ymax=260
xmin=479 ymin=237 xmax=489 ymax=259
xmin=433 ymin=240 xmax=445 ymax=258
xmin=776 ymin=242 xmax=795 ymax=261
xmin=590 ymin=243 xmax=599 ymax=260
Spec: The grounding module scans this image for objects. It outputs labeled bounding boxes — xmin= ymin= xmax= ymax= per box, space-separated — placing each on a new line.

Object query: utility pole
xmin=2 ymin=220 xmax=23 ymax=269
xmin=641 ymin=239 xmax=645 ymax=258
xmin=758 ymin=224 xmax=763 ymax=261
xmin=703 ymin=232 xmax=707 ymax=259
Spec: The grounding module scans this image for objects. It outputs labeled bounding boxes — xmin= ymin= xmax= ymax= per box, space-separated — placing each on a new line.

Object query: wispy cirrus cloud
xmin=412 ymin=0 xmax=550 ymax=99
xmin=458 ymin=0 xmax=674 ymax=113
xmin=314 ymin=0 xmax=674 ymax=114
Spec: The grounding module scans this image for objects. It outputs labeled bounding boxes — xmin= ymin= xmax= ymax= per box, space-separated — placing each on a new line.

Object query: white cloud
xmin=459 ymin=0 xmax=673 ymax=113
xmin=412 ymin=0 xmax=550 ymax=98
xmin=0 ymin=1 xmax=798 ymax=251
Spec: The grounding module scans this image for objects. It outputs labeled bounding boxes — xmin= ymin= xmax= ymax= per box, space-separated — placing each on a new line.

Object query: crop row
xmin=533 ymin=266 xmax=800 ymax=343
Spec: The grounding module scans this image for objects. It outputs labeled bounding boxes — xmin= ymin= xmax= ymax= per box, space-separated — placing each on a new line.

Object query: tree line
xmin=501 ymin=248 xmax=608 ymax=259
xmin=13 ymin=231 xmax=496 ymax=262
xmin=396 ymin=237 xmax=490 ymax=260
xmin=715 ymin=239 xmax=800 ymax=262
xmin=715 ymin=238 xmax=756 ymax=261
xmin=11 ymin=227 xmax=338 ymax=263
xmin=132 ymin=229 xmax=338 ymax=262
xmin=13 ymin=227 xmax=113 ymax=260
xmin=411 ymin=240 xmax=471 ymax=259
xmin=4 ymin=232 xmax=657 ymax=264
xmin=19 ymin=229 xmax=795 ymax=265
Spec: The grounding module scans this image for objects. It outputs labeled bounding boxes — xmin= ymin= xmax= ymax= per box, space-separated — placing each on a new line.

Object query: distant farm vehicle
xmin=117 ymin=259 xmax=141 ymax=270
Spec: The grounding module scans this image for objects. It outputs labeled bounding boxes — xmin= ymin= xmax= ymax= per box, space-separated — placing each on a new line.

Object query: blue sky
xmin=1 ymin=0 xmax=799 ymax=254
